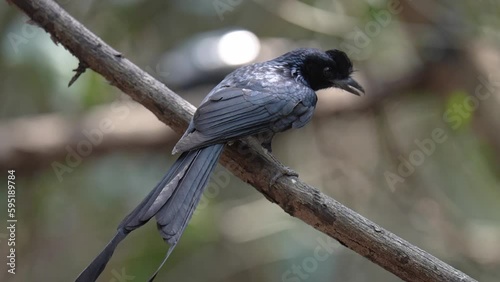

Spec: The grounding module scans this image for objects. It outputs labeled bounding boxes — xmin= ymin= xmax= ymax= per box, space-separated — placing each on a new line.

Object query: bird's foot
xmin=246 ymin=136 xmax=298 ymax=186
xmin=270 ymin=166 xmax=299 ymax=187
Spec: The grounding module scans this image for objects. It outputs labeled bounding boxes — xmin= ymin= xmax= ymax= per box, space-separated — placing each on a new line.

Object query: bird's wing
xmin=173 ymin=87 xmax=308 ymax=153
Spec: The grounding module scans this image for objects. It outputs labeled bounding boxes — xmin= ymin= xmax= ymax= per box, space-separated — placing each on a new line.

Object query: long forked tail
xmin=76 ymin=144 xmax=225 ymax=282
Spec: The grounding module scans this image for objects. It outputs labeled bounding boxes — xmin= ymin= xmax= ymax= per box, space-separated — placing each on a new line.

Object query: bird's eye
xmin=323 ymin=66 xmax=334 ymax=78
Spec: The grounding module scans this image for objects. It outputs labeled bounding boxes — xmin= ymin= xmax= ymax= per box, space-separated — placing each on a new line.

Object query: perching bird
xmin=76 ymin=48 xmax=364 ymax=282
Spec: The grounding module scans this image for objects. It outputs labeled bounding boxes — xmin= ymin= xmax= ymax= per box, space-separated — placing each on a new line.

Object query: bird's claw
xmin=270 ymin=166 xmax=299 ymax=187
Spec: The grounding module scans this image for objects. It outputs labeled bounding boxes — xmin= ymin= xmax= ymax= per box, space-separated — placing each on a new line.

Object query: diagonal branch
xmin=10 ymin=0 xmax=477 ymax=281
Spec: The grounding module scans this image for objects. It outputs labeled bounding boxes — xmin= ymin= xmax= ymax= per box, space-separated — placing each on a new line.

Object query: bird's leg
xmin=261 ymin=140 xmax=273 ymax=153
xmin=246 ymin=134 xmax=299 ymax=187
xmin=266 ymin=152 xmax=299 ymax=186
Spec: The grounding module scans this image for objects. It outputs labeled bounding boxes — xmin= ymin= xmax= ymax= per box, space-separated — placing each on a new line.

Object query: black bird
xmin=76 ymin=48 xmax=364 ymax=282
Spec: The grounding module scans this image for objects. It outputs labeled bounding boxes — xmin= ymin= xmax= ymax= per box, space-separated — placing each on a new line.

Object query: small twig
xmin=68 ymin=61 xmax=88 ymax=87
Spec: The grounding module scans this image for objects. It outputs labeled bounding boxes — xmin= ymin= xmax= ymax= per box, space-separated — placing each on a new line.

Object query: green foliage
xmin=81 ymin=72 xmax=113 ymax=109
xmin=445 ymin=90 xmax=474 ymax=131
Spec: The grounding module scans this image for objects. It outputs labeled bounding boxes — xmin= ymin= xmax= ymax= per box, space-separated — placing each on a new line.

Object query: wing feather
xmin=195 ymin=88 xmax=291 ymax=135
xmin=173 ymin=87 xmax=311 ymax=153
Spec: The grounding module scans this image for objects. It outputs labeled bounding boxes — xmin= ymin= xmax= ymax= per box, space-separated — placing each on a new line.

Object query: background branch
xmin=10 ymin=0 xmax=477 ymax=281
xmin=0 ymin=103 xmax=178 ymax=171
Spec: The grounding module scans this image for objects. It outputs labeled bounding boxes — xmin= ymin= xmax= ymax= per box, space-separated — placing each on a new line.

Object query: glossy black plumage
xmin=76 ymin=48 xmax=364 ymax=282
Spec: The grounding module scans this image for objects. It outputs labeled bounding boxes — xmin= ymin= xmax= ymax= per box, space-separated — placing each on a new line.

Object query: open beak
xmin=334 ymin=77 xmax=365 ymax=96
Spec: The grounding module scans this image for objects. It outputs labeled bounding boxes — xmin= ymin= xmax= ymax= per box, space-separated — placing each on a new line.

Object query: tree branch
xmin=0 ymin=103 xmax=178 ymax=171
xmin=10 ymin=0 xmax=477 ymax=281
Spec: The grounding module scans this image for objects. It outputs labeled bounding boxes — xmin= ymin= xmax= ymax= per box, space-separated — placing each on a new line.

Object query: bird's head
xmin=289 ymin=48 xmax=365 ymax=95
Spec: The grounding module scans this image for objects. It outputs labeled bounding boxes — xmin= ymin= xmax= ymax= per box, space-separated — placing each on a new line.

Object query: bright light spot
xmin=217 ymin=30 xmax=260 ymax=66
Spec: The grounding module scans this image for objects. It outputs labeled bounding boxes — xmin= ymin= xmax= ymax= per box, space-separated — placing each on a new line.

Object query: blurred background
xmin=1 ymin=0 xmax=499 ymax=281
